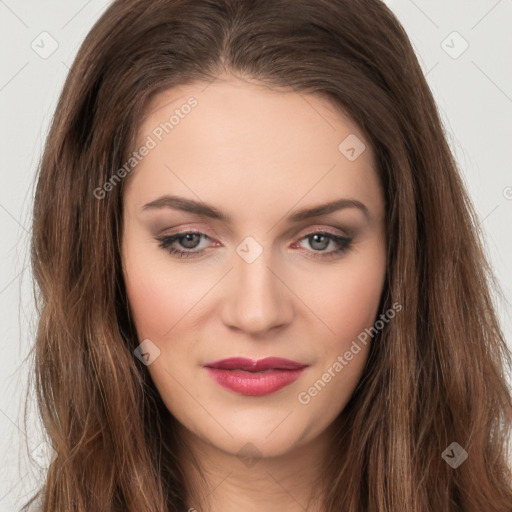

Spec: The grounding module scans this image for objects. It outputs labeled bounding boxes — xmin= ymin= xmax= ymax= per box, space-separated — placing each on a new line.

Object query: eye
xmin=292 ymin=231 xmax=352 ymax=259
xmin=155 ymin=232 xmax=212 ymax=259
xmin=155 ymin=229 xmax=352 ymax=260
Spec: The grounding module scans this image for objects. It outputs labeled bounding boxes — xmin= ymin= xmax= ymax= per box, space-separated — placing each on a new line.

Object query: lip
xmin=204 ymin=357 xmax=307 ymax=371
xmin=203 ymin=357 xmax=308 ymax=396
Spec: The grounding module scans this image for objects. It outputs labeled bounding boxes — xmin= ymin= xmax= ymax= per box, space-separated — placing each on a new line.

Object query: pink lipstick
xmin=203 ymin=357 xmax=308 ymax=396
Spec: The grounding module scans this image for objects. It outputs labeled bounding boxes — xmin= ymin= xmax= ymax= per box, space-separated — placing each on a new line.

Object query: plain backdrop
xmin=0 ymin=0 xmax=511 ymax=509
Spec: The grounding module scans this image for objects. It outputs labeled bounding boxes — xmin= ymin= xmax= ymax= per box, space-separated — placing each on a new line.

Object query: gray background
xmin=1 ymin=0 xmax=511 ymax=509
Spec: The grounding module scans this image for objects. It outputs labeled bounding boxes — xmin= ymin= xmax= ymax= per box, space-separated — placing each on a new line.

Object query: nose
xmin=220 ymin=249 xmax=294 ymax=336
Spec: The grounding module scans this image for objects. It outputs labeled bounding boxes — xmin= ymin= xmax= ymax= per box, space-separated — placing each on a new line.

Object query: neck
xmin=177 ymin=422 xmax=337 ymax=512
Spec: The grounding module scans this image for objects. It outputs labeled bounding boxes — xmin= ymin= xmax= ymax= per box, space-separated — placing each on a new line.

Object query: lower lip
xmin=204 ymin=368 xmax=306 ymax=396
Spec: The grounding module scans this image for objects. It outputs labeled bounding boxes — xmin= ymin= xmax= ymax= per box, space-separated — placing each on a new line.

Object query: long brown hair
xmin=26 ymin=0 xmax=512 ymax=510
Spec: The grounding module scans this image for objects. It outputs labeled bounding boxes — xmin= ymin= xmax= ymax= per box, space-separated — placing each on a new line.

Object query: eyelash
xmin=155 ymin=230 xmax=353 ymax=260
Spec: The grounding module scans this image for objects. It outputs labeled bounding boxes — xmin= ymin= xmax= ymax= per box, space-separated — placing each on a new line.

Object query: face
xmin=121 ymin=76 xmax=386 ymax=460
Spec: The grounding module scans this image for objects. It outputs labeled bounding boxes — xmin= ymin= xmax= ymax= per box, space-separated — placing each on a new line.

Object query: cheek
xmin=125 ymin=279 xmax=171 ymax=339
xmin=333 ymin=266 xmax=385 ymax=339
xmin=122 ymin=246 xmax=211 ymax=340
xmin=294 ymin=253 xmax=385 ymax=420
xmin=295 ymin=245 xmax=386 ymax=347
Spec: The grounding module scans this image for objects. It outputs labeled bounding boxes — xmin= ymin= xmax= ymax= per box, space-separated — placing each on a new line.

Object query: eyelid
xmin=159 ymin=223 xmax=349 ymax=241
xmin=295 ymin=225 xmax=348 ymax=238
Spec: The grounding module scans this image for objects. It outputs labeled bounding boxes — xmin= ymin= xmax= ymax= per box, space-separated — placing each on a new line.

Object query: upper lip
xmin=203 ymin=357 xmax=308 ymax=371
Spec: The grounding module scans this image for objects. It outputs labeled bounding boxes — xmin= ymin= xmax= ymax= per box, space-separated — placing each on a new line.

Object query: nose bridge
xmin=221 ymin=239 xmax=292 ymax=334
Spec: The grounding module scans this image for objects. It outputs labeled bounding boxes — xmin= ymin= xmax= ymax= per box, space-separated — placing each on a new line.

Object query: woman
xmin=25 ymin=0 xmax=512 ymax=510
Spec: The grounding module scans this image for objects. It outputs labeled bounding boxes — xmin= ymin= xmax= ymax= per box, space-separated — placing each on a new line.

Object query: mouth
xmin=203 ymin=357 xmax=309 ymax=396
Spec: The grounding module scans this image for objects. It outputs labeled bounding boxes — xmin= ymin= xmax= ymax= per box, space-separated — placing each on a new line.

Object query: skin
xmin=121 ymin=75 xmax=387 ymax=512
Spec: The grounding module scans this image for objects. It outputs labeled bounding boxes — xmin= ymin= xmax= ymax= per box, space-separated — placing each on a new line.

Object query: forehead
xmin=125 ymin=77 xmax=382 ymax=222
xmin=137 ymin=77 xmax=368 ymax=155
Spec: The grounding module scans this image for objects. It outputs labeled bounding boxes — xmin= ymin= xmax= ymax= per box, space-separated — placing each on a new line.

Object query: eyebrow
xmin=142 ymin=195 xmax=369 ymax=222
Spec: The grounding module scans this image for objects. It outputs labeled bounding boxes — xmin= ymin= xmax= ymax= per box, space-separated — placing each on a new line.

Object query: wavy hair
xmin=26 ymin=0 xmax=512 ymax=510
